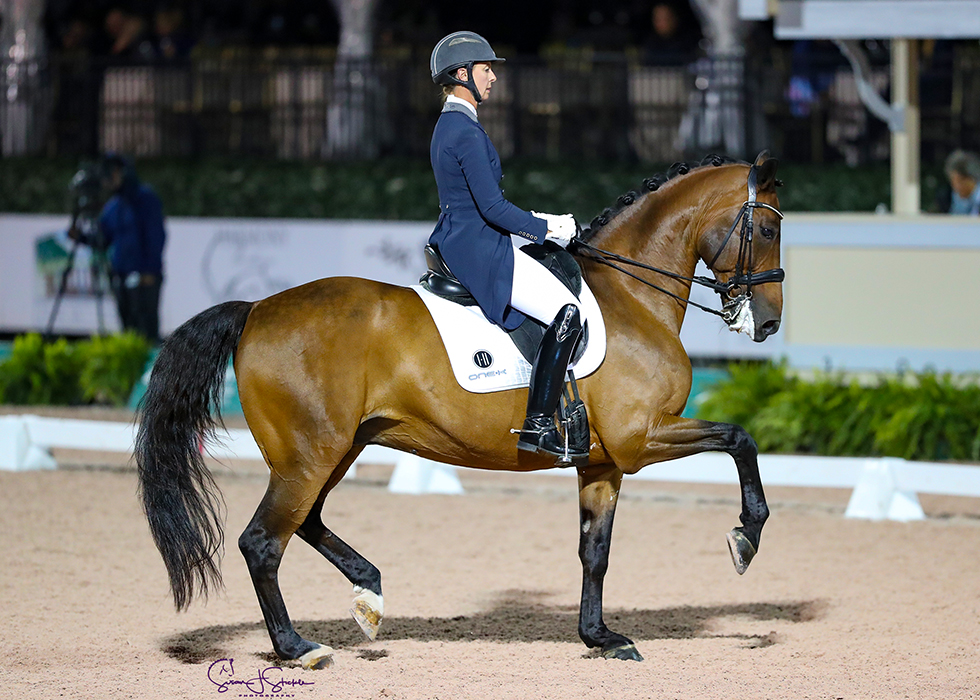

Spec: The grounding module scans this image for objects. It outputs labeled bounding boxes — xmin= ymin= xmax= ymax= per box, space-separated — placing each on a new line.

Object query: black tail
xmin=135 ymin=300 xmax=253 ymax=610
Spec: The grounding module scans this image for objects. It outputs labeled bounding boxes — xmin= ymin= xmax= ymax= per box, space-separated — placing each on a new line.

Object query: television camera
xmin=45 ymin=161 xmax=114 ymax=337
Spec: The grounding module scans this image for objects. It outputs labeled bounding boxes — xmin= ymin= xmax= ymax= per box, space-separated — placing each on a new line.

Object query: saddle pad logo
xmin=473 ymin=350 xmax=494 ymax=369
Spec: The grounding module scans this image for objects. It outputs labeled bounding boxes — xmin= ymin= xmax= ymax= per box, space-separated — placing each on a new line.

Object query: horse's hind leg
xmin=295 ymin=446 xmax=385 ymax=641
xmin=239 ymin=466 xmax=336 ymax=669
xmin=622 ymin=414 xmax=769 ymax=574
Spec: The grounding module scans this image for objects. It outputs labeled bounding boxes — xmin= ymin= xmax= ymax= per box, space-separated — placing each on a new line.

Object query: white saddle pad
xmin=412 ymin=281 xmax=606 ymax=394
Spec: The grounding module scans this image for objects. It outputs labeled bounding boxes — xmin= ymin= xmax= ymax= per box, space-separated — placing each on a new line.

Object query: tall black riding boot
xmin=516 ymin=304 xmax=586 ymax=460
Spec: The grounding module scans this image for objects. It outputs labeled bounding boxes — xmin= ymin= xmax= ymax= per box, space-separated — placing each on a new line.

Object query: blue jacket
xmin=428 ymin=104 xmax=547 ymax=330
xmin=99 ymin=175 xmax=166 ymax=277
xmin=949 ymin=184 xmax=980 ymax=215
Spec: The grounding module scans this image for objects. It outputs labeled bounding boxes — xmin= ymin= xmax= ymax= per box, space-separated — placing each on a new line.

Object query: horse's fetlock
xmin=274 ymin=635 xmax=317 ymax=662
xmin=578 ymin=625 xmax=602 ymax=648
xmin=362 ymin=565 xmax=382 ymax=594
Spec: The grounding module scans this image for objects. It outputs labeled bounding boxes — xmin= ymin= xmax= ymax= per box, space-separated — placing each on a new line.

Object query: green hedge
xmin=0 ymin=157 xmax=947 ymax=221
xmin=695 ymin=361 xmax=980 ymax=462
xmin=0 ymin=332 xmax=151 ymax=406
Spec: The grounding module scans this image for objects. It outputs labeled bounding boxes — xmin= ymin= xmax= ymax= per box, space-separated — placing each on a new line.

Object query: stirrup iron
xmin=514 ymin=370 xmax=589 ymax=467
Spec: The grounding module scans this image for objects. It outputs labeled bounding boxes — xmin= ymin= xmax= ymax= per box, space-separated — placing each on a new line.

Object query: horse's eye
xmin=761 ymin=226 xmax=776 ymax=239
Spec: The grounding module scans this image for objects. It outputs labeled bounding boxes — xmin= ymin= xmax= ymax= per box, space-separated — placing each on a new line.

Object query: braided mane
xmin=577 ymin=154 xmax=742 ymax=243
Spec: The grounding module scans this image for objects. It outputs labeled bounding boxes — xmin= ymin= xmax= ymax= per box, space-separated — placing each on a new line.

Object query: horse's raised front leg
xmin=577 ymin=464 xmax=643 ymax=661
xmin=622 ymin=414 xmax=769 ymax=574
xmin=295 ymin=446 xmax=385 ymax=642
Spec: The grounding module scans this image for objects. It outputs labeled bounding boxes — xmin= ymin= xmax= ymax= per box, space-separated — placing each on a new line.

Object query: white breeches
xmin=509 ymin=245 xmax=582 ymax=325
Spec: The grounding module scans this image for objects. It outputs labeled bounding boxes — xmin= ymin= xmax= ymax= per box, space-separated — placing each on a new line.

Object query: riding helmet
xmin=430 ymin=31 xmax=505 ymax=103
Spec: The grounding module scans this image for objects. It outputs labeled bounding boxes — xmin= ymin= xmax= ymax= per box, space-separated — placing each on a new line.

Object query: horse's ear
xmin=754 ymin=151 xmax=779 ymax=191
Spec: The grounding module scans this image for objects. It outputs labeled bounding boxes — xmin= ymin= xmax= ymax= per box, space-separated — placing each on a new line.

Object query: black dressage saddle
xmin=419 ymin=241 xmax=587 ymax=365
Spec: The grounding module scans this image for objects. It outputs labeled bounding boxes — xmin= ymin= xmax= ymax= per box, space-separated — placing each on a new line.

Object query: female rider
xmin=428 ymin=31 xmax=586 ymax=461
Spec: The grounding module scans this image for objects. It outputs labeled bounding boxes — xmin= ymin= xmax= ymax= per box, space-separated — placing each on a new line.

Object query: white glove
xmin=531 ymin=212 xmax=577 ymax=248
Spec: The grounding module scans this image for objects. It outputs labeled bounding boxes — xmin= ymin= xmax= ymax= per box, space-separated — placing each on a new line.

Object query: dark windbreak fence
xmin=47 ymin=55 xmax=653 ymax=161
xmin=2 ymin=47 xmax=978 ymax=164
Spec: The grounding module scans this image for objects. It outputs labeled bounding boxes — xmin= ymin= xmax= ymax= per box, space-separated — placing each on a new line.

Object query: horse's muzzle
xmin=725 ymin=296 xmax=782 ymax=342
xmin=756 ymin=318 xmax=780 ymax=342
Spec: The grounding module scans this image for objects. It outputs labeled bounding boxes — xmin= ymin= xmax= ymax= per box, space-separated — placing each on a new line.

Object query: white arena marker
xmin=387 ymin=452 xmax=464 ymax=495
xmin=4 ymin=416 xmax=976 ymax=521
xmin=845 ymin=459 xmax=925 ymax=522
xmin=0 ymin=416 xmax=57 ymax=471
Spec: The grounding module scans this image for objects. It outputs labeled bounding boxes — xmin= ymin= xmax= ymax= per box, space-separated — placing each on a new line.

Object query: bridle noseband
xmin=704 ymin=163 xmax=785 ymax=303
xmin=572 ymin=163 xmax=785 ymax=322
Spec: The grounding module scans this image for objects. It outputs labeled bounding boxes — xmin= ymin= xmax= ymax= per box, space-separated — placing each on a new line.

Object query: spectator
xmin=642 ymin=2 xmax=699 ymax=66
xmin=152 ymin=5 xmax=195 ymax=60
xmin=786 ymin=40 xmax=838 ymax=118
xmin=98 ymin=153 xmax=167 ymax=342
xmin=104 ymin=7 xmax=152 ymax=60
xmin=944 ymin=149 xmax=980 ymax=215
xmin=58 ymin=18 xmax=95 ymax=54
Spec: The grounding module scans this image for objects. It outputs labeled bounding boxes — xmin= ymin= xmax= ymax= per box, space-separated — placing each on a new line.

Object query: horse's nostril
xmin=761 ymin=319 xmax=780 ymax=336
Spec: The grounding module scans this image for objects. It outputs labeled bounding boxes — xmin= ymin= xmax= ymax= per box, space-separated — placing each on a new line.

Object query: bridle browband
xmin=571 ymin=163 xmax=785 ymax=321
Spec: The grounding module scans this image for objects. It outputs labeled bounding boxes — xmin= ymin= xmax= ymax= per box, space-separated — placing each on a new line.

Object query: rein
xmin=572 ymin=239 xmax=730 ymax=318
xmin=571 ymin=164 xmax=785 ymax=322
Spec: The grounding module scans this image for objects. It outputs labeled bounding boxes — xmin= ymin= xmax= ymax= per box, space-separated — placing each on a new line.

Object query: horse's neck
xmin=584 ymin=184 xmax=701 ymax=336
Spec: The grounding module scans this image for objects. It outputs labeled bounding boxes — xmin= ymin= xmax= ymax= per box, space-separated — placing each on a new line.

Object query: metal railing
xmin=2 ymin=47 xmax=978 ymax=163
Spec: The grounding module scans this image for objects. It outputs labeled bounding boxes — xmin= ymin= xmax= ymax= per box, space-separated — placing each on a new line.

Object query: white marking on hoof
xmin=298 ymin=644 xmax=334 ymax=670
xmin=350 ymin=586 xmax=384 ymax=641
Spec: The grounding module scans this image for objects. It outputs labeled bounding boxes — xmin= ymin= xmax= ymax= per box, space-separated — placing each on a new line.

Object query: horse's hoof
xmin=601 ymin=644 xmax=644 ymax=661
xmin=350 ymin=586 xmax=384 ymax=641
xmin=726 ymin=528 xmax=757 ymax=575
xmin=298 ymin=644 xmax=334 ymax=670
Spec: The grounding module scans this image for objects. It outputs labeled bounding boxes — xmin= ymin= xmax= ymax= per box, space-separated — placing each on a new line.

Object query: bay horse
xmin=135 ymin=152 xmax=783 ymax=667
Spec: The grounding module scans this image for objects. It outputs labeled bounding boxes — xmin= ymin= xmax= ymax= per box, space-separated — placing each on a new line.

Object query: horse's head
xmin=697 ymin=151 xmax=784 ymax=342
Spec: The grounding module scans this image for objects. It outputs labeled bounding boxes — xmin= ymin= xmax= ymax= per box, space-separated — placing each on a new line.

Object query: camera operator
xmin=69 ymin=153 xmax=166 ymax=342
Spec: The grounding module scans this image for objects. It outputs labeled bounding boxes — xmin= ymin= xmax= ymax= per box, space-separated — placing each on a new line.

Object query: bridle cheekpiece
xmin=702 ymin=163 xmax=785 ymax=321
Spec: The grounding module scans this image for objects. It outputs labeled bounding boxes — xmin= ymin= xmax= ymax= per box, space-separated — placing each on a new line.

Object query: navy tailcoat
xmin=428 ymin=103 xmax=547 ymax=330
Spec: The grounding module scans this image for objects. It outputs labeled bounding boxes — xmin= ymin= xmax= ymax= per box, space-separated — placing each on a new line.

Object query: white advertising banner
xmin=0 ymin=213 xmax=770 ymax=359
xmin=0 ymin=215 xmax=433 ymax=336
xmin=3 ymin=213 xmax=979 ymax=371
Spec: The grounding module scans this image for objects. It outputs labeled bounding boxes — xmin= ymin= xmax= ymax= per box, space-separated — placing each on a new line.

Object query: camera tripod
xmin=44 ymin=216 xmax=114 ymax=339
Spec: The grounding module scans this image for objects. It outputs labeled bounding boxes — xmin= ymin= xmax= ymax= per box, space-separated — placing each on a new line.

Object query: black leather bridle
xmin=571 ymin=163 xmax=785 ymax=322
xmin=704 ymin=163 xmax=785 ymax=300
